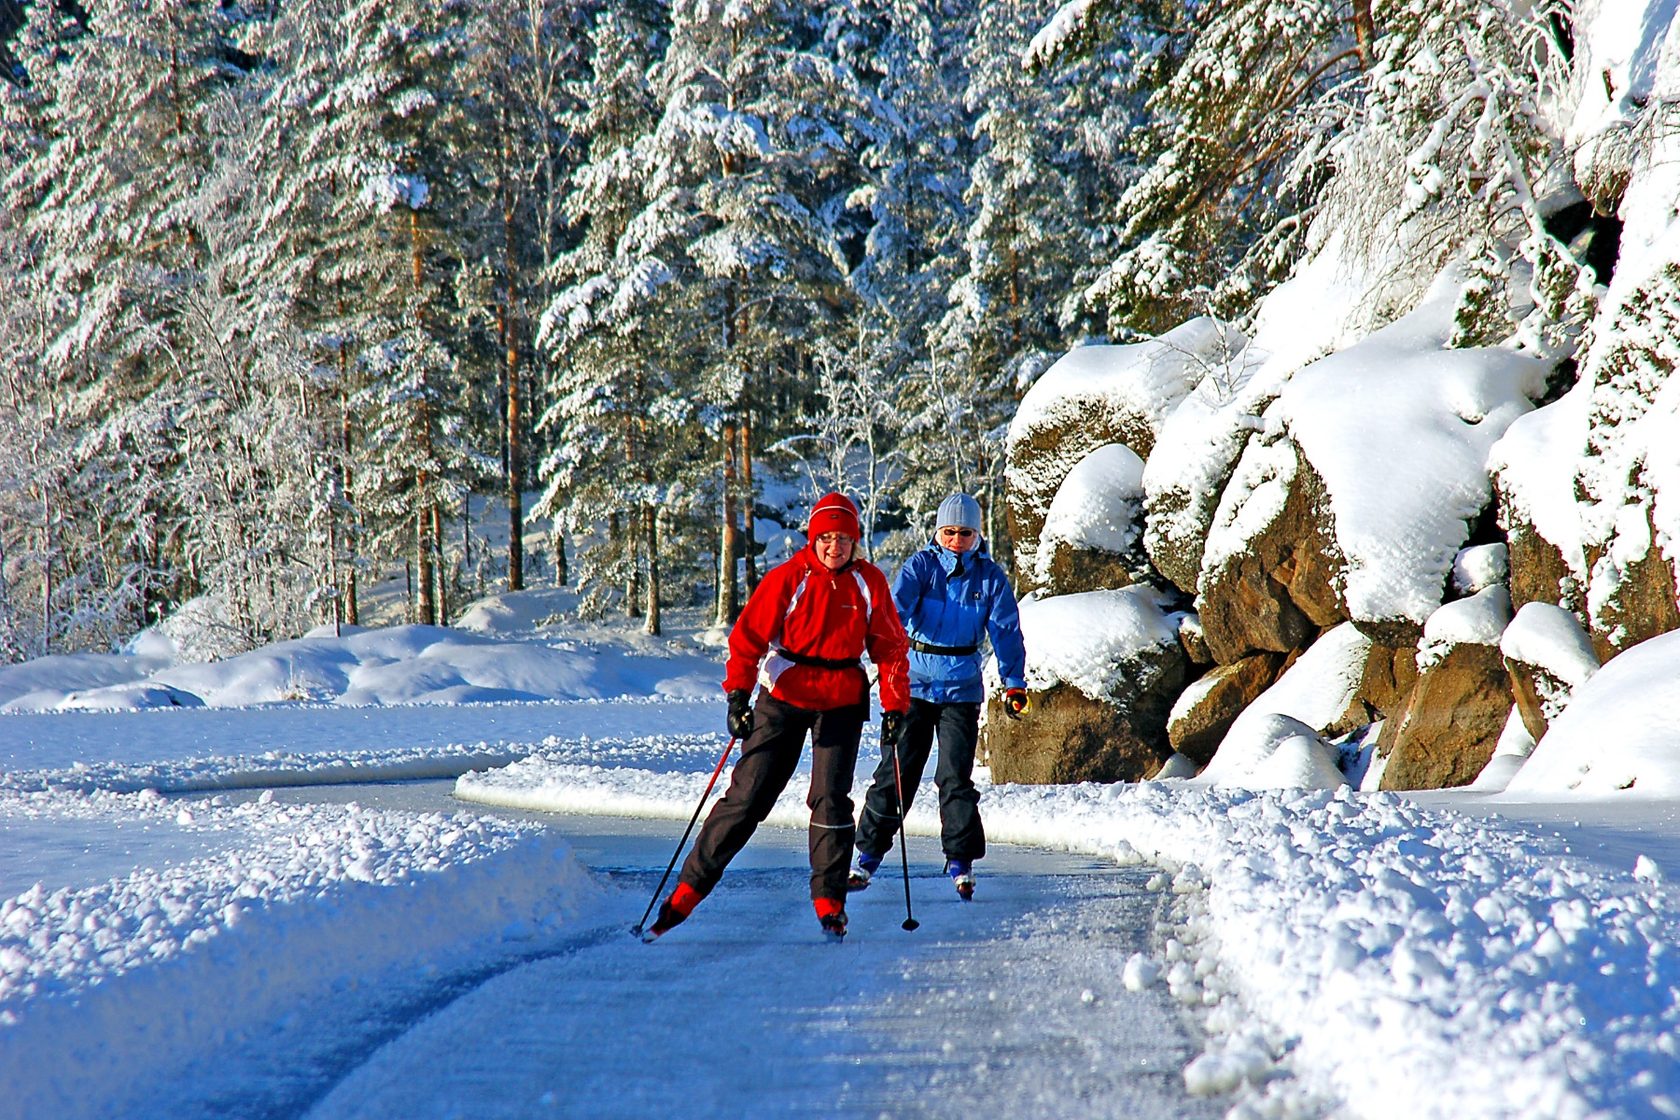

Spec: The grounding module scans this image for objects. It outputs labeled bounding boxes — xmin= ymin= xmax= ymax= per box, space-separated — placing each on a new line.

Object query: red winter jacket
xmin=724 ymin=546 xmax=910 ymax=714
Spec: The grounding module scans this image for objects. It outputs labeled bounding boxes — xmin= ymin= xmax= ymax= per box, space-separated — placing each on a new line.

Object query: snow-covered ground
xmin=4 ymin=590 xmax=1680 ymax=1118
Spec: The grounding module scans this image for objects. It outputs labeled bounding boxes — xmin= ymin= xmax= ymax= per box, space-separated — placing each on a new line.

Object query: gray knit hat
xmin=936 ymin=493 xmax=983 ymax=534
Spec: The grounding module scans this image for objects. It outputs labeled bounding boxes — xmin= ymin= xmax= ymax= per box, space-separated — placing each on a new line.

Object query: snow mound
xmin=1017 ymin=587 xmax=1182 ymax=701
xmin=1506 ymin=627 xmax=1680 ymax=796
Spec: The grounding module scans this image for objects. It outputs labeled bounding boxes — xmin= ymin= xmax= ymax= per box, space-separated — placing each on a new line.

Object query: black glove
xmin=726 ymin=690 xmax=753 ymax=740
xmin=881 ymin=709 xmax=906 ymax=744
xmin=1004 ymin=689 xmax=1029 ymax=720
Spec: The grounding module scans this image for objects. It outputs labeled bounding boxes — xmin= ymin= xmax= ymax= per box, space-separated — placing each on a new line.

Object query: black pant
xmin=856 ymin=698 xmax=984 ymax=863
xmin=678 ymin=694 xmax=866 ymax=902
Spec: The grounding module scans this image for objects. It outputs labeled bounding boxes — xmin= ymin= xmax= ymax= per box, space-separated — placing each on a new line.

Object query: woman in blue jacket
xmin=851 ymin=493 xmax=1029 ymax=900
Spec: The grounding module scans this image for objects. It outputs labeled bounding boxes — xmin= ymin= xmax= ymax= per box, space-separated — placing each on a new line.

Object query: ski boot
xmin=847 ymin=850 xmax=883 ymax=891
xmin=815 ymin=897 xmax=849 ymax=942
xmin=638 ymin=882 xmax=702 ymax=943
xmin=945 ymin=858 xmax=975 ymax=901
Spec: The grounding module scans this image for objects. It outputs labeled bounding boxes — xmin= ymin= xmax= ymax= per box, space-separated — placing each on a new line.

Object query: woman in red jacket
xmin=644 ymin=492 xmax=910 ymax=941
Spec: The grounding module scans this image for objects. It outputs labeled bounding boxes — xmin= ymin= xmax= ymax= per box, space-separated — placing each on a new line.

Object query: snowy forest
xmin=0 ymin=0 xmax=1635 ymax=664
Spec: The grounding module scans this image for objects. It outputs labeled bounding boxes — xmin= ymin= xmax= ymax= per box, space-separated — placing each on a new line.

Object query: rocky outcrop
xmin=1005 ymin=320 xmax=1232 ymax=588
xmin=1197 ymin=439 xmax=1346 ymax=663
xmin=1378 ymin=641 xmax=1511 ymax=790
xmin=1166 ymin=652 xmax=1287 ymax=767
xmin=981 ymin=684 xmax=1177 ymax=783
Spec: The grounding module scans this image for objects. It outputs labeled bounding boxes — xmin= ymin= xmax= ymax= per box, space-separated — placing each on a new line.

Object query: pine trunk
xmin=716 ymin=419 xmax=739 ymax=626
xmin=416 ymin=487 xmax=435 ymax=625
xmin=740 ymin=414 xmax=758 ymax=593
xmin=431 ymin=503 xmax=447 ymax=624
xmin=1352 ymin=0 xmax=1375 ymax=68
xmin=502 ymin=180 xmax=524 ymax=593
xmin=644 ymin=504 xmax=661 ymax=637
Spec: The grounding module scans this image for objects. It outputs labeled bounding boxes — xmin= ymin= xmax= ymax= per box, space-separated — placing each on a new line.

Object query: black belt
xmin=909 ymin=639 xmax=978 ymax=657
xmin=774 ymin=646 xmax=863 ymax=672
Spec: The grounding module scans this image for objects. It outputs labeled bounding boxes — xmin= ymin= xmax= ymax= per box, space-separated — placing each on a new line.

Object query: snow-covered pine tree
xmin=819 ymin=0 xmax=975 ymax=560
xmin=1319 ymin=0 xmax=1582 ymax=351
xmin=918 ymin=0 xmax=1131 ymax=559
xmin=8 ymin=0 xmax=241 ymax=638
xmin=643 ymin=0 xmax=862 ymax=625
xmin=258 ymin=0 xmax=481 ymax=626
xmin=535 ymin=0 xmax=700 ymax=631
xmin=1068 ymin=0 xmax=1365 ymax=334
xmin=450 ymin=0 xmax=594 ymax=596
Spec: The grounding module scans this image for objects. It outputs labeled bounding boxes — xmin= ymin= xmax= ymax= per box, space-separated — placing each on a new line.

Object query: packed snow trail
xmin=303 ymin=815 xmax=1224 ymax=1120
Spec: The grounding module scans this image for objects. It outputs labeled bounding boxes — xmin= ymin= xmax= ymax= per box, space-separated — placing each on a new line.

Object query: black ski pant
xmin=855 ymin=698 xmax=985 ymax=863
xmin=677 ymin=694 xmax=866 ymax=902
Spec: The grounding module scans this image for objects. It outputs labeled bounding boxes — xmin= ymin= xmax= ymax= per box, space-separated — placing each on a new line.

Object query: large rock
xmin=1005 ymin=320 xmax=1230 ymax=588
xmin=981 ymin=683 xmax=1177 ymax=783
xmin=1499 ymin=601 xmax=1601 ymax=743
xmin=1379 ymin=586 xmax=1514 ymax=790
xmin=1582 ymin=502 xmax=1680 ymax=662
xmin=1378 ymin=642 xmax=1512 ymax=790
xmin=986 ymin=585 xmax=1189 ymax=783
xmin=1167 ymin=652 xmax=1287 ymax=767
xmin=1197 ymin=437 xmax=1345 ymax=663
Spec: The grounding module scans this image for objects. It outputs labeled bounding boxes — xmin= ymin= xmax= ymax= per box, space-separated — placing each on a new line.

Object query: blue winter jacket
xmin=891 ymin=538 xmax=1028 ymax=704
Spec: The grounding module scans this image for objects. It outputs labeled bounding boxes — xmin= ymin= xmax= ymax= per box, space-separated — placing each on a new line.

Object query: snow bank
xmin=1506 ymin=627 xmax=1680 ymax=796
xmin=3 ymin=621 xmax=719 ymax=712
xmin=0 ymin=791 xmax=608 ymax=1120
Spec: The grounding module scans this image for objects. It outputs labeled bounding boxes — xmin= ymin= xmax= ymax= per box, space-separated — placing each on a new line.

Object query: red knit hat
xmin=806 ymin=492 xmax=862 ymax=542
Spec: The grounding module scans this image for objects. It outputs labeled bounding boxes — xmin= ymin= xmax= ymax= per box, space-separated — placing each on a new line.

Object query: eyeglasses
xmin=938 ymin=528 xmax=975 ymax=538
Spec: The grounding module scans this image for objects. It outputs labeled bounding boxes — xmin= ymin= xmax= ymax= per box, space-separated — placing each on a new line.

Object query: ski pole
xmin=630 ymin=737 xmax=736 ymax=937
xmin=890 ymin=727 xmax=919 ymax=932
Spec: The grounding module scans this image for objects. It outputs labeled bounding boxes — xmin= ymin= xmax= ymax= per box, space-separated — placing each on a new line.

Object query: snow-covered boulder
xmin=1035 ymin=443 xmax=1148 ymax=594
xmin=1005 ymin=319 xmax=1229 ymax=586
xmin=1199 ymin=268 xmax=1547 ymax=658
xmin=1196 ymin=436 xmax=1345 ymax=662
xmin=1499 ymin=602 xmax=1601 ymax=744
xmin=982 ymin=587 xmax=1188 ymax=783
xmin=1378 ymin=587 xmax=1515 ymax=790
xmin=1166 ymin=651 xmax=1289 ymax=768
xmin=1193 ymin=712 xmax=1346 ymax=791
xmin=1199 ymin=622 xmax=1374 ymax=782
xmin=1489 ymin=377 xmax=1591 ymax=616
xmin=1505 ymin=626 xmax=1680 ymax=795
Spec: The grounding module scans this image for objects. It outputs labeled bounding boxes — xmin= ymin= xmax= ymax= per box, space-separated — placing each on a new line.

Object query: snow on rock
xmin=1035 ymin=442 xmax=1145 ymax=583
xmin=1265 ymin=268 xmax=1550 ymax=627
xmin=1418 ymin=585 xmax=1513 ymax=672
xmin=1016 ymin=587 xmax=1182 ymax=702
xmin=1191 ymin=713 xmax=1346 ymax=791
xmin=0 ymin=790 xmax=605 ymax=1120
xmin=1451 ymin=543 xmax=1509 ymax=596
xmin=1565 ymin=0 xmax=1679 ymax=206
xmin=1196 ymin=622 xmax=1372 ymax=786
xmin=1499 ymin=602 xmax=1602 ymax=700
xmin=1506 ymin=627 xmax=1680 ymax=796
xmin=1008 ymin=319 xmax=1235 ymax=576
xmin=1488 ymin=376 xmax=1593 ymax=584
xmin=1009 ymin=318 xmax=1228 ymax=446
